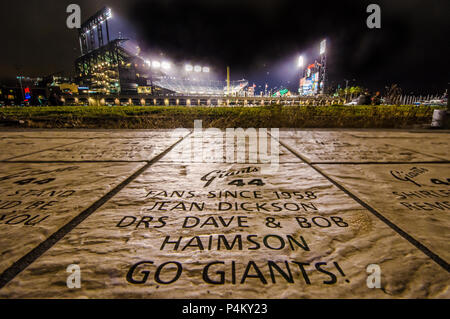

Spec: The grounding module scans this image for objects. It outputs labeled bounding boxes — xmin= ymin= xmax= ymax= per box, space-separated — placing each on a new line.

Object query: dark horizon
xmin=1 ymin=0 xmax=449 ymax=94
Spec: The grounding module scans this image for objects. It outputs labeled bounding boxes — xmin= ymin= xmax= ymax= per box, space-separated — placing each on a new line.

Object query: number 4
xmin=229 ymin=179 xmax=245 ymax=187
xmin=249 ymin=179 xmax=265 ymax=187
xmin=228 ymin=179 xmax=265 ymax=187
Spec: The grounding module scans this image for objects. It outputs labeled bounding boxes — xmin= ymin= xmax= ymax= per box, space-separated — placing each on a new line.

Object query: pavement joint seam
xmin=0 ymin=132 xmax=192 ymax=289
xmin=273 ymin=135 xmax=450 ymax=274
xmin=384 ymin=143 xmax=448 ymax=162
xmin=0 ymin=160 xmax=152 ymax=164
xmin=309 ymin=161 xmax=450 ymax=165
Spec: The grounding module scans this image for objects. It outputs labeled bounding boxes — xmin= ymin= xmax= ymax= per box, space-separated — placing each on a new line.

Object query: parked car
xmin=424 ymin=99 xmax=446 ymax=106
xmin=345 ymin=99 xmax=358 ymax=106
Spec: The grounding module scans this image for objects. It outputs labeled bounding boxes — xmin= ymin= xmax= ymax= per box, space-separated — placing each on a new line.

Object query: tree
xmin=349 ymin=86 xmax=364 ymax=97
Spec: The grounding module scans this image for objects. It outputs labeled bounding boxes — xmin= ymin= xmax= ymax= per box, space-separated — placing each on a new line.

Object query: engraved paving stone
xmin=355 ymin=137 xmax=449 ymax=161
xmin=0 ymin=138 xmax=83 ymax=161
xmin=278 ymin=130 xmax=353 ymax=139
xmin=0 ymin=129 xmax=183 ymax=140
xmin=280 ymin=132 xmax=444 ymax=163
xmin=0 ymin=162 xmax=146 ymax=274
xmin=1 ymin=162 xmax=448 ymax=298
xmin=14 ymin=137 xmax=185 ymax=162
xmin=315 ymin=163 xmax=450 ymax=262
xmin=345 ymin=131 xmax=450 ymax=160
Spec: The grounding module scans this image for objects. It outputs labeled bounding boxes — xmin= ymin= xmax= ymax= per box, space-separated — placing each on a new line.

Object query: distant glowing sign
xmin=273 ymin=89 xmax=289 ymax=97
xmin=300 ymin=76 xmax=319 ymax=96
xmin=24 ymin=87 xmax=31 ymax=101
xmin=313 ymin=72 xmax=319 ymax=82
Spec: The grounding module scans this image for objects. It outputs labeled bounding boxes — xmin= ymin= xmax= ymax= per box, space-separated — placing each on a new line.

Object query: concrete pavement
xmin=0 ymin=129 xmax=448 ymax=298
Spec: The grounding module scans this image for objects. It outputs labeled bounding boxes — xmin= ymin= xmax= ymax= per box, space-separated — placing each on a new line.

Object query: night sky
xmin=1 ymin=0 xmax=448 ymax=94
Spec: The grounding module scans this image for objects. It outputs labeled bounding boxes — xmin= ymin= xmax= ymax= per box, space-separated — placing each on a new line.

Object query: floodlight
xmin=162 ymin=61 xmax=171 ymax=70
xmin=152 ymin=61 xmax=161 ymax=69
xmin=202 ymin=67 xmax=210 ymax=73
xmin=298 ymin=56 xmax=304 ymax=68
xmin=185 ymin=64 xmax=194 ymax=72
xmin=320 ymin=39 xmax=327 ymax=55
xmin=194 ymin=66 xmax=202 ymax=73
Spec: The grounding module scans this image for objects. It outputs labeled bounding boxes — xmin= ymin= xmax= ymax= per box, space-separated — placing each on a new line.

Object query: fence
xmin=391 ymin=94 xmax=445 ymax=105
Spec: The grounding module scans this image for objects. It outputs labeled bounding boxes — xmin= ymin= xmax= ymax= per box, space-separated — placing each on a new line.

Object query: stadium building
xmin=75 ymin=7 xmax=248 ymax=97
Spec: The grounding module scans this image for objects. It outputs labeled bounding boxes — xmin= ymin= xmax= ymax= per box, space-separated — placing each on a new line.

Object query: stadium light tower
xmin=106 ymin=8 xmax=112 ymax=19
xmin=298 ymin=55 xmax=305 ymax=95
xmin=194 ymin=66 xmax=202 ymax=73
xmin=185 ymin=64 xmax=194 ymax=72
xmin=320 ymin=40 xmax=327 ymax=55
xmin=202 ymin=67 xmax=210 ymax=73
xmin=319 ymin=39 xmax=328 ymax=94
xmin=79 ymin=7 xmax=113 ymax=55
xmin=152 ymin=61 xmax=161 ymax=69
